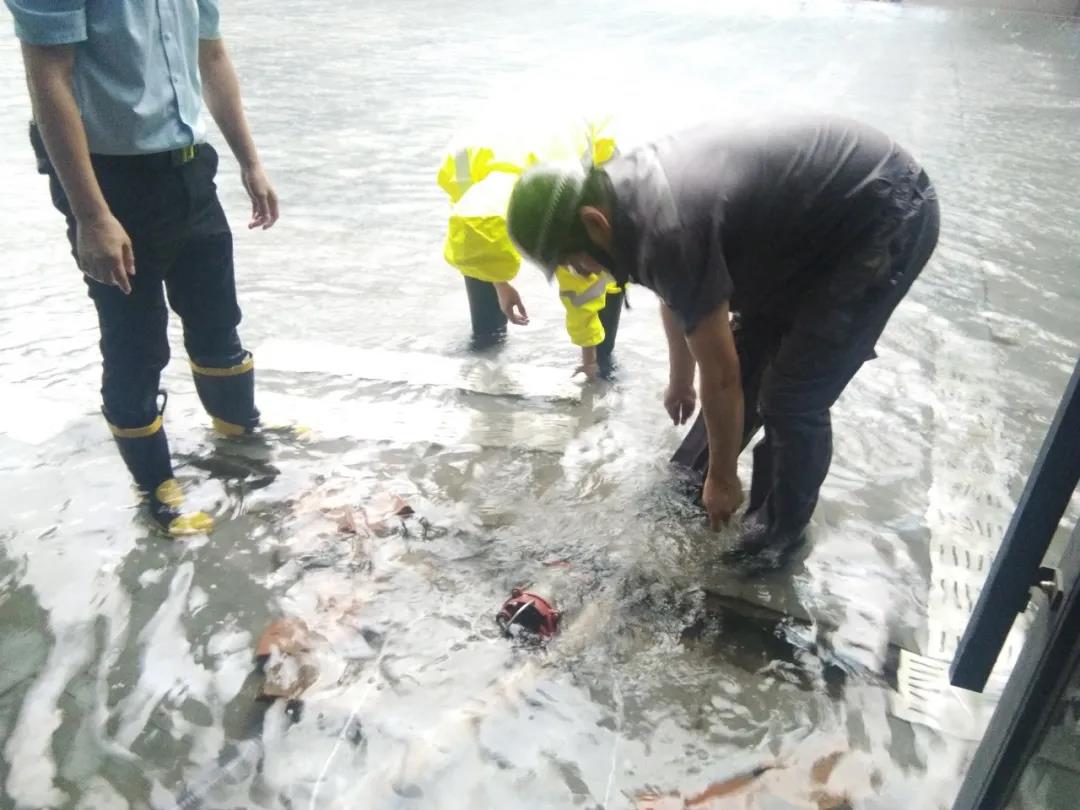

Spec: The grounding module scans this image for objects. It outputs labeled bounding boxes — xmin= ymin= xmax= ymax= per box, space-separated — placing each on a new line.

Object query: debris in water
xmin=633 ymin=765 xmax=772 ymax=809
xmin=332 ymin=492 xmax=414 ymax=536
xmin=337 ymin=507 xmax=360 ymax=535
xmin=809 ymin=751 xmax=844 ymax=785
xmin=256 ymin=617 xmax=311 ymax=658
xmin=495 ymin=588 xmax=561 ymax=640
xmin=361 ymin=491 xmax=414 ymax=534
xmin=632 ymin=750 xmax=861 ymax=809
xmin=255 ymin=618 xmax=320 ymax=700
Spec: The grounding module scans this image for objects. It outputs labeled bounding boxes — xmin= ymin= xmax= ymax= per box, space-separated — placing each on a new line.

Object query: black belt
xmin=90 ymin=143 xmax=202 ymax=170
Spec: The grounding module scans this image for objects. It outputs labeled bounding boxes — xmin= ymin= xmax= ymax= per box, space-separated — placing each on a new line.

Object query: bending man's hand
xmin=664 ymin=383 xmax=697 ymax=425
xmin=702 ymin=472 xmax=744 ymax=530
xmin=494 ymin=282 xmax=529 ymax=325
xmin=684 ymin=302 xmax=745 ymax=532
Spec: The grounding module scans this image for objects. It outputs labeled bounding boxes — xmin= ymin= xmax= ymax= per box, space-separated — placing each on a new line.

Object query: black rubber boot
xmin=723 ymin=412 xmax=833 ymax=568
xmin=746 ymin=435 xmax=773 ymax=514
xmin=724 ymin=510 xmax=808 ymax=572
xmin=108 ymin=397 xmax=213 ymax=537
xmin=190 ymin=352 xmax=261 ymax=437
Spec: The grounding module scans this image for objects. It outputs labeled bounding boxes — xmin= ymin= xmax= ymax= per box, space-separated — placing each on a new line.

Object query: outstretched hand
xmin=495 ymin=282 xmax=529 ymax=326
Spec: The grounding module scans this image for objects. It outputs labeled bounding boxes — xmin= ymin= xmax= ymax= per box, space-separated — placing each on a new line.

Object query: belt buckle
xmin=172 ymin=144 xmax=197 ymax=166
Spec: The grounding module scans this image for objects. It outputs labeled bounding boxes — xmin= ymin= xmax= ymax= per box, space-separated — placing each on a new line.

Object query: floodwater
xmin=1 ymin=1 xmax=1079 ymax=808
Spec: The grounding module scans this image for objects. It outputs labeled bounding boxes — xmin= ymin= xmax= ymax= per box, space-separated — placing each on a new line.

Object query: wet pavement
xmin=1 ymin=1 xmax=1079 ymax=808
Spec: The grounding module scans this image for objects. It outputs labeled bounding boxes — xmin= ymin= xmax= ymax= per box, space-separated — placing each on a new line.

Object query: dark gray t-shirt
xmin=605 ymin=115 xmax=923 ymax=333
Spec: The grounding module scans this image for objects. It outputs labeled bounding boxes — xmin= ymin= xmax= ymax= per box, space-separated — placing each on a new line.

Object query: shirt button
xmin=163 ymin=32 xmax=171 ymax=41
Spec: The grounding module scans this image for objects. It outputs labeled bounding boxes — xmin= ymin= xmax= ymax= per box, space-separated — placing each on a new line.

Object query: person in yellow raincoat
xmin=437 ymin=116 xmax=626 ymax=379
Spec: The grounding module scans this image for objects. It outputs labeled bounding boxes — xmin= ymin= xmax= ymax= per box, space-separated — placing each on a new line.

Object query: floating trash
xmin=495 ymin=588 xmax=561 ymax=640
xmin=254 ymin=618 xmax=321 ymax=700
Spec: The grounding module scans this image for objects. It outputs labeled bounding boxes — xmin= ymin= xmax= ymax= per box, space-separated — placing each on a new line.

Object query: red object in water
xmin=496 ymin=588 xmax=561 ymax=639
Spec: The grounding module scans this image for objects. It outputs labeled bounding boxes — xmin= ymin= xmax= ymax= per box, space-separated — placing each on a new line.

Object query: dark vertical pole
xmin=951 ymin=522 xmax=1080 ymax=810
xmin=951 ymin=356 xmax=1080 ymax=692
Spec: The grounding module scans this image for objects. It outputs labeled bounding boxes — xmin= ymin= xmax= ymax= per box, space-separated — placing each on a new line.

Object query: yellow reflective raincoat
xmin=437 ymin=118 xmax=624 ymax=348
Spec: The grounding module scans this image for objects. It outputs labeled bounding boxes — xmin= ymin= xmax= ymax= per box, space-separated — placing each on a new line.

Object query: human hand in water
xmin=494 ymin=282 xmax=529 ymax=325
xmin=663 ymin=382 xmax=697 ymax=425
xmin=702 ymin=472 xmax=743 ymax=530
xmin=575 ymin=362 xmax=601 ymax=381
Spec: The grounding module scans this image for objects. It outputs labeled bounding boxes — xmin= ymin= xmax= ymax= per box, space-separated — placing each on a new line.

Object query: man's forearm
xmin=198 ymin=38 xmax=260 ymax=168
xmin=697 ymin=363 xmax=743 ymax=482
xmin=660 ymin=302 xmax=696 ymax=386
xmin=685 ymin=305 xmax=743 ymax=481
xmin=22 ymin=43 xmax=110 ymax=223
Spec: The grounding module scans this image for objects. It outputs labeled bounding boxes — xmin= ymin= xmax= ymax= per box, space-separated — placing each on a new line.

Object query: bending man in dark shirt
xmin=506 ymin=115 xmax=939 ymax=564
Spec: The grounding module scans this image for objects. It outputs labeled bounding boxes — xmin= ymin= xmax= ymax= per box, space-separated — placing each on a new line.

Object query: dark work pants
xmin=35 ymin=129 xmax=245 ymax=430
xmin=597 ymin=289 xmax=624 ymax=374
xmin=675 ymin=172 xmax=940 ymax=540
xmin=463 ymin=276 xmax=508 ymax=338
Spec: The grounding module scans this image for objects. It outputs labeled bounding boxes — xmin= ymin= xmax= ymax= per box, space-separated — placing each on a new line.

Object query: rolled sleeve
xmin=197 ymin=0 xmax=221 ymax=39
xmin=6 ymin=0 xmax=86 ymax=45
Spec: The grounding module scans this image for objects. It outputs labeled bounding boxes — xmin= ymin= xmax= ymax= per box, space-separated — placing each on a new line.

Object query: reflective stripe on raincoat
xmin=554 ymin=267 xmax=622 ymax=348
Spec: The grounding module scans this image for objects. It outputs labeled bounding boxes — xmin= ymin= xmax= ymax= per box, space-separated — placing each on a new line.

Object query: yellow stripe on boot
xmin=155 ymin=478 xmax=185 ymax=507
xmin=190 ymin=353 xmax=260 ymax=436
xmin=212 ymin=416 xmax=310 ymax=440
xmin=189 ymin=355 xmax=255 ymax=377
xmin=108 ymin=415 xmax=164 ymax=439
xmin=152 ymin=478 xmax=214 ymax=537
xmin=211 ymin=417 xmax=250 ymax=437
xmin=166 ymin=511 xmax=214 ymax=537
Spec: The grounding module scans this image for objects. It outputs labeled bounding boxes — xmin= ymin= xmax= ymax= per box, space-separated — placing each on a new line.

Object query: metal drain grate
xmin=891 ymin=329 xmax=1031 ymax=739
xmin=890 ymin=649 xmax=1014 ymax=741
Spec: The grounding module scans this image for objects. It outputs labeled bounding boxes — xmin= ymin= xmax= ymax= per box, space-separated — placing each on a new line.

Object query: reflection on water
xmin=1 ymin=1 xmax=1079 ymax=807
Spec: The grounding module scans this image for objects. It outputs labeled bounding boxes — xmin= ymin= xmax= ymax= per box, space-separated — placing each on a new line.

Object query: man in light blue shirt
xmin=7 ymin=0 xmax=280 ymax=536
xmin=11 ymin=0 xmax=219 ymax=154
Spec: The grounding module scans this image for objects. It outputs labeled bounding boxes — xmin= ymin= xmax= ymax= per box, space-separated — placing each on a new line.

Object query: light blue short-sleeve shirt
xmin=6 ymin=0 xmax=221 ymax=155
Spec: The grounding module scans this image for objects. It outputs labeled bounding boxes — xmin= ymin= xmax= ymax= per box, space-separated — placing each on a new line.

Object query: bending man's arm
xmin=198 ymin=37 xmax=278 ymax=229
xmin=684 ymin=303 xmax=745 ymax=529
xmin=661 ymin=302 xmax=697 ymax=424
xmin=21 ymin=42 xmax=135 ymax=293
